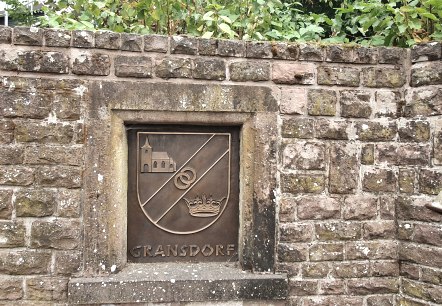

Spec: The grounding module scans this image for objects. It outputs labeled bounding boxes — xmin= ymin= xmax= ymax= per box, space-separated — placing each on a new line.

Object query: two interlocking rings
xmin=174 ymin=167 xmax=197 ymax=190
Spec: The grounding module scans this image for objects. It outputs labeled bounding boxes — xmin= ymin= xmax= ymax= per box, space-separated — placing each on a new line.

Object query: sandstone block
xmin=0 ymin=221 xmax=25 ymax=247
xmin=411 ymin=62 xmax=442 ymax=87
xmin=31 ymin=219 xmax=81 ymax=250
xmin=353 ymin=46 xmax=378 ymax=64
xmin=399 ymin=120 xmax=430 ymax=142
xmin=72 ymin=30 xmax=94 ymax=48
xmin=0 ymin=250 xmax=51 ymax=274
xmin=74 ymin=122 xmax=85 ymax=144
xmin=419 ymin=169 xmax=442 ymax=195
xmin=95 ymin=31 xmax=121 ymax=49
xmin=36 ymin=166 xmax=82 ymax=188
xmin=0 ymin=26 xmax=12 ymax=44
xmin=400 ymin=243 xmax=442 ymax=268
xmin=279 ymin=197 xmax=296 ymax=222
xmin=15 ymin=122 xmax=74 ymax=144
xmin=282 ymin=141 xmax=325 ymax=170
xmin=217 ymin=39 xmax=246 ymax=57
xmin=363 ymin=168 xmax=397 ymax=193
xmin=340 ymin=90 xmax=372 ymax=118
xmin=361 ymin=144 xmax=374 ymax=165
xmin=24 ymin=146 xmax=83 ymax=166
xmin=271 ymin=42 xmax=299 ymax=60
xmin=280 ymin=223 xmax=313 ymax=243
xmin=0 ymin=166 xmax=34 ymax=186
xmin=332 ymin=262 xmax=369 ymax=278
xmin=289 ymin=279 xmax=317 ymax=296
xmin=73 ymin=52 xmax=110 ymax=75
xmin=413 ymin=223 xmax=442 ymax=247
xmin=346 ymin=241 xmax=397 ymax=260
xmin=144 ymin=35 xmax=168 ymax=53
xmin=0 ymin=90 xmax=51 ymax=119
xmin=380 ymin=196 xmax=396 ymax=219
xmin=246 ymin=41 xmax=272 ymax=58
xmin=343 ymin=195 xmax=377 ymax=220
xmin=272 ymin=62 xmax=315 ymax=85
xmin=26 ymin=277 xmax=68 ymax=301
xmin=44 ymin=29 xmax=72 ymax=47
xmin=0 ymin=146 xmax=23 ymax=164
xmin=281 ymin=174 xmax=325 ymax=194
xmin=170 ymin=36 xmax=197 ymax=55
xmin=315 ymin=119 xmax=349 ymax=140
xmin=317 ymin=66 xmax=360 ymax=87
xmin=198 ymin=38 xmax=217 ymax=55
xmin=318 ymin=279 xmax=345 ymax=295
xmin=376 ymin=144 xmax=430 ymax=166
xmin=399 ymin=168 xmax=416 ymax=194
xmin=404 ymin=87 xmax=442 ymax=117
xmin=297 ymin=196 xmax=340 ymax=220
xmin=325 ymin=45 xmax=353 ymax=62
xmin=120 ymin=33 xmax=142 ymax=52
xmin=378 ymin=47 xmax=406 ymax=64
xmin=374 ymin=90 xmax=401 ymax=118
xmin=347 ymin=278 xmax=399 ymax=295
xmin=363 ymin=221 xmax=396 ymax=239
xmin=13 ymin=27 xmax=43 ymax=46
xmin=17 ymin=50 xmax=69 ymax=74
xmin=15 ymin=189 xmax=55 ymax=217
xmin=398 ymin=221 xmax=414 ymax=241
xmin=402 ymin=279 xmax=442 ymax=304
xmin=411 ymin=42 xmax=441 ymax=62
xmin=0 ymin=277 xmax=23 ymax=300
xmin=397 ymin=297 xmax=427 ymax=306
xmin=0 ymin=120 xmax=14 ymax=144
xmin=115 ymin=55 xmax=152 ymax=78
xmin=0 ymin=190 xmax=12 ymax=219
xmin=299 ymin=44 xmax=324 ymax=61
xmin=302 ymin=262 xmax=330 ymax=278
xmin=155 ymin=58 xmax=192 ymax=79
xmin=56 ymin=189 xmax=81 ymax=218
xmin=370 ymin=261 xmax=399 ymax=277
xmin=435 ymin=131 xmax=442 ymax=165
xmin=362 ymin=67 xmax=406 ymax=88
xmin=53 ymin=91 xmax=83 ymax=121
xmin=276 ymin=262 xmax=300 ymax=277
xmin=315 ymin=222 xmax=361 ymax=241
xmin=307 ymin=89 xmax=337 ymax=116
xmin=355 ymin=121 xmax=397 ymax=141
xmin=280 ymin=88 xmax=306 ymax=115
xmin=281 ymin=118 xmax=314 ymax=139
xmin=229 ymin=61 xmax=269 ymax=82
xmin=278 ymin=243 xmax=308 ymax=262
xmin=400 ymin=262 xmax=420 ymax=280
xmin=193 ymin=58 xmax=226 ymax=80
xmin=304 ymin=296 xmax=363 ymax=306
xmin=396 ymin=196 xmax=442 ymax=222
xmin=329 ymin=144 xmax=358 ymax=194
xmin=54 ymin=251 xmax=82 ymax=275
xmin=421 ymin=266 xmax=442 ymax=285
xmin=309 ymin=243 xmax=343 ymax=261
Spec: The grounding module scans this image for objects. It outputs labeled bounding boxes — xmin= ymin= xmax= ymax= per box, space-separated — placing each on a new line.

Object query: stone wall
xmin=0 ymin=26 xmax=440 ymax=305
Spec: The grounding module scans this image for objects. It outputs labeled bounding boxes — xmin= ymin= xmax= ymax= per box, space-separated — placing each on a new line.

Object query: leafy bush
xmin=4 ymin=0 xmax=442 ymax=46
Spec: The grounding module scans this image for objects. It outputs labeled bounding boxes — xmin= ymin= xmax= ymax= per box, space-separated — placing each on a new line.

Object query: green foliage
xmin=4 ymin=0 xmax=442 ymax=47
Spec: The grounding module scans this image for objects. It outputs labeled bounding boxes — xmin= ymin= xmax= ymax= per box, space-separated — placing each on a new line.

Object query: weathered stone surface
xmin=0 ymin=26 xmax=12 ymax=44
xmin=0 ymin=166 xmax=34 ymax=186
xmin=397 ymin=297 xmax=428 ymax=306
xmin=279 ymin=197 xmax=296 ymax=223
xmin=44 ymin=29 xmax=71 ymax=47
xmin=229 ymin=61 xmax=269 ymax=82
xmin=14 ymin=189 xmax=55 ymax=217
xmin=401 ymin=262 xmax=420 ymax=280
xmin=379 ymin=47 xmax=405 ymax=64
xmin=144 ymin=35 xmax=168 ymax=53
xmin=36 ymin=166 xmax=82 ymax=188
xmin=297 ymin=196 xmax=340 ymax=220
xmin=402 ymin=279 xmax=442 ymax=304
xmin=0 ymin=190 xmax=12 ymax=219
xmin=377 ymin=144 xmax=430 ymax=166
xmin=317 ymin=66 xmax=360 ymax=87
xmin=361 ymin=144 xmax=374 ymax=165
xmin=411 ymin=42 xmax=441 ymax=62
xmin=31 ymin=219 xmax=81 ymax=250
xmin=371 ymin=261 xmax=399 ymax=277
xmin=280 ymin=224 xmax=313 ymax=243
xmin=309 ymin=243 xmax=343 ymax=261
xmin=419 ymin=169 xmax=442 ymax=195
xmin=115 ymin=55 xmax=152 ymax=78
xmin=435 ymin=131 xmax=442 ymax=165
xmin=411 ymin=62 xmax=442 ymax=87
xmin=72 ymin=53 xmax=110 ymax=76
xmin=343 ymin=195 xmax=377 ymax=220
xmin=412 ymin=224 xmax=442 ymax=247
xmin=281 ymin=118 xmax=314 ymax=139
xmin=17 ymin=50 xmax=69 ymax=74
xmin=307 ymin=89 xmax=337 ymax=116
xmin=271 ymin=42 xmax=299 ymax=60
xmin=289 ymin=279 xmax=317 ymax=296
xmin=0 ymin=277 xmax=23 ymax=300
xmin=155 ymin=58 xmax=192 ymax=79
xmin=0 ymin=120 xmax=14 ymax=144
xmin=26 ymin=277 xmax=68 ymax=301
xmin=0 ymin=221 xmax=25 ymax=247
xmin=0 ymin=88 xmax=51 ymax=119
xmin=363 ymin=168 xmax=397 ymax=192
xmin=354 ymin=46 xmax=378 ymax=64
xmin=170 ymin=36 xmax=197 ymax=55
xmin=0 ymin=250 xmax=51 ymax=274
xmin=404 ymin=87 xmax=442 ymax=117
xmin=340 ymin=90 xmax=372 ymax=118
xmin=399 ymin=168 xmax=416 ymax=193
xmin=319 ymin=279 xmax=345 ymax=295
xmin=56 ymin=189 xmax=81 ymax=218
xmin=280 ymin=88 xmax=306 ymax=115
xmin=332 ymin=262 xmax=369 ymax=278
xmin=246 ymin=41 xmax=272 ymax=58
xmin=299 ymin=44 xmax=324 ymax=61
xmin=355 ymin=121 xmax=397 ymax=141
xmin=282 ymin=141 xmax=325 ymax=170
xmin=54 ymin=251 xmax=82 ymax=275
xmin=0 ymin=146 xmax=23 ymax=164
xmin=24 ymin=146 xmax=83 ymax=166
xmin=363 ymin=67 xmax=406 ymax=88
xmin=72 ymin=30 xmax=94 ymax=48
xmin=363 ymin=221 xmax=396 ymax=239
xmin=397 ymin=196 xmax=442 ymax=222
xmin=272 ymin=62 xmax=315 ymax=85
xmin=197 ymin=38 xmax=217 ymax=55
xmin=421 ymin=266 xmax=442 ymax=285
xmin=302 ymin=262 xmax=330 ymax=278
xmin=400 ymin=243 xmax=442 ymax=268
xmin=347 ymin=278 xmax=399 ymax=295
xmin=281 ymin=174 xmax=325 ymax=194
xmin=0 ymin=49 xmax=18 ymax=70
xmin=325 ymin=45 xmax=353 ymax=62
xmin=95 ymin=31 xmax=120 ymax=49
xmin=375 ymin=90 xmax=401 ymax=118
xmin=315 ymin=119 xmax=349 ymax=140
xmin=346 ymin=241 xmax=397 ymax=260
xmin=399 ymin=120 xmax=430 ymax=142
xmin=380 ymin=196 xmax=396 ymax=220
xmin=218 ymin=39 xmax=246 ymax=57
xmin=13 ymin=27 xmax=43 ymax=46
xmin=329 ymin=144 xmax=358 ymax=194
xmin=193 ymin=58 xmax=226 ymax=80
xmin=304 ymin=296 xmax=363 ymax=306
xmin=120 ymin=33 xmax=142 ymax=52
xmin=315 ymin=222 xmax=361 ymax=241
xmin=15 ymin=122 xmax=74 ymax=144
xmin=278 ymin=243 xmax=308 ymax=262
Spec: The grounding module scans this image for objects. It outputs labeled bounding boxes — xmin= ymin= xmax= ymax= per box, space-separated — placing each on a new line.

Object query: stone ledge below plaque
xmin=68 ymin=263 xmax=288 ymax=305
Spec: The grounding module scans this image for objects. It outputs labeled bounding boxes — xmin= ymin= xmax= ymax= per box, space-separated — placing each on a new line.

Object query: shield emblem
xmin=137 ymin=132 xmax=231 ymax=235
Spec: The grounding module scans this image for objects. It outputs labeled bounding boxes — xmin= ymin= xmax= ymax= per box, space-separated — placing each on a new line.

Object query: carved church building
xmin=140 ymin=137 xmax=177 ymax=173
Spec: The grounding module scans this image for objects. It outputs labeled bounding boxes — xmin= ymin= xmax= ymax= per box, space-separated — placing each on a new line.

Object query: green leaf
xmin=219 ymin=15 xmax=232 ymax=24
xmin=202 ymin=31 xmax=214 ymax=38
xmin=202 ymin=11 xmax=214 ymax=21
xmin=219 ymin=22 xmax=232 ymax=34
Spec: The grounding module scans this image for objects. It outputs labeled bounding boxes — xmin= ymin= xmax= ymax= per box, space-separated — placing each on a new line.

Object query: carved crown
xmin=183 ymin=194 xmax=225 ymax=217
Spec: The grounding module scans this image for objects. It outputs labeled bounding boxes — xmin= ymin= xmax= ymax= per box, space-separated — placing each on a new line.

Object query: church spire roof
xmin=141 ymin=137 xmax=152 ymax=149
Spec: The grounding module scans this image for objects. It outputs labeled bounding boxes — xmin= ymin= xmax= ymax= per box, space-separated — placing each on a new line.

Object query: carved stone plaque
xmin=127 ymin=126 xmax=239 ymax=263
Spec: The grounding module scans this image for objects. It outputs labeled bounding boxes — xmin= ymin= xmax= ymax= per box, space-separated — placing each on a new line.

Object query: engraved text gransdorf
xmin=130 ymin=244 xmax=236 ymax=258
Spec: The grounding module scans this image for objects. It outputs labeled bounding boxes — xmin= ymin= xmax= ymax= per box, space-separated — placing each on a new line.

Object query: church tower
xmin=140 ymin=137 xmax=152 ymax=172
